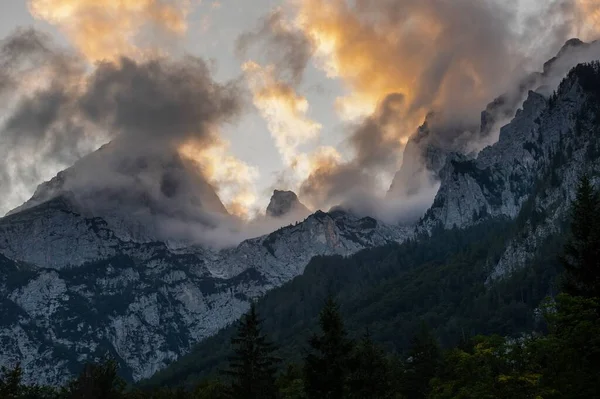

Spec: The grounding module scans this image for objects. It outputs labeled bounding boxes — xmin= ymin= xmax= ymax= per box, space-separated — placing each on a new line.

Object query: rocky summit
xmin=266 ymin=190 xmax=311 ymax=219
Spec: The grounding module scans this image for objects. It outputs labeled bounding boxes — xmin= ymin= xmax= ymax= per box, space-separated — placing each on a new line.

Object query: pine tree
xmin=347 ymin=332 xmax=393 ymax=399
xmin=224 ymin=303 xmax=279 ymax=399
xmin=0 ymin=363 xmax=24 ymax=398
xmin=64 ymin=359 xmax=125 ymax=399
xmin=560 ymin=174 xmax=600 ymax=298
xmin=303 ymin=297 xmax=354 ymax=399
xmin=401 ymin=323 xmax=441 ymax=399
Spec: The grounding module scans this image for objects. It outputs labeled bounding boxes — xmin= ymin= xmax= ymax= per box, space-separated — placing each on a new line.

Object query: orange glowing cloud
xmin=242 ymin=61 xmax=322 ymax=169
xmin=179 ymin=138 xmax=259 ymax=219
xmin=28 ymin=0 xmax=191 ymax=62
xmin=295 ymin=0 xmax=525 ymax=132
xmin=576 ymin=0 xmax=600 ymax=40
xmin=296 ymin=0 xmax=427 ymax=123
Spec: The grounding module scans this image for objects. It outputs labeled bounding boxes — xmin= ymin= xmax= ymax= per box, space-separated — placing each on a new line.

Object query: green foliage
xmin=401 ymin=324 xmax=441 ymax=399
xmin=0 ymin=363 xmax=24 ymax=398
xmin=303 ymin=297 xmax=353 ymax=399
xmin=347 ymin=333 xmax=395 ymax=399
xmin=192 ymin=380 xmax=228 ymax=399
xmin=430 ymin=335 xmax=551 ymax=399
xmin=560 ymin=175 xmax=600 ymax=298
xmin=223 ymin=303 xmax=279 ymax=399
xmin=277 ymin=365 xmax=305 ymax=399
xmin=146 ymin=215 xmax=559 ymax=389
xmin=0 ymin=364 xmax=61 ymax=399
xmin=63 ymin=359 xmax=126 ymax=399
xmin=532 ymin=294 xmax=600 ymax=398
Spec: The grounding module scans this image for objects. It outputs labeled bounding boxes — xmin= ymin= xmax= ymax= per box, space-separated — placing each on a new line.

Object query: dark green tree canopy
xmin=304 ymin=297 xmax=354 ymax=399
xmin=561 ymin=175 xmax=600 ymax=298
xmin=223 ymin=303 xmax=279 ymax=399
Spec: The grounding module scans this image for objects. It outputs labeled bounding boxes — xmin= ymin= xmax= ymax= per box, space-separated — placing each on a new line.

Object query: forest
xmin=2 ymin=175 xmax=600 ymax=398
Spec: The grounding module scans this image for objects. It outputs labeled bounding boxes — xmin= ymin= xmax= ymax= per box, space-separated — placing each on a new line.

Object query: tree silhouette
xmin=304 ymin=297 xmax=354 ymax=399
xmin=561 ymin=175 xmax=600 ymax=298
xmin=224 ymin=303 xmax=279 ymax=399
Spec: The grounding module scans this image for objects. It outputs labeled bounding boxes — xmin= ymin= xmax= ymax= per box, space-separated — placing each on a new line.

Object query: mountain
xmin=388 ymin=39 xmax=600 ymax=202
xmin=2 ymin=40 xmax=600 ymax=388
xmin=0 ymin=179 xmax=409 ymax=384
xmin=7 ymin=143 xmax=231 ymax=247
xmin=145 ymin=60 xmax=600 ymax=388
xmin=266 ymin=190 xmax=311 ymax=219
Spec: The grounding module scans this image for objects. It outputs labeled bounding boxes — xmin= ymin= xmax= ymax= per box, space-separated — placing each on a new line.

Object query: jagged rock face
xmin=266 ymin=190 xmax=310 ymax=219
xmin=421 ymin=89 xmax=549 ymax=230
xmin=388 ymin=39 xmax=600 ymax=203
xmin=0 ymin=194 xmax=409 ymax=384
xmin=423 ymin=63 xmax=600 ymax=281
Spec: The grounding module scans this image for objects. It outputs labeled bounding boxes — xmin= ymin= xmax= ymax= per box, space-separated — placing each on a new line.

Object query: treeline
xmin=3 ymin=176 xmax=600 ymax=398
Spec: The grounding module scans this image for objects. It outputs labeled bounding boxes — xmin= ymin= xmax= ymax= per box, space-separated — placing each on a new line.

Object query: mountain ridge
xmin=0 ymin=193 xmax=409 ymax=384
xmin=145 ymin=61 xmax=600 ymax=389
xmin=2 ymin=42 xmax=600 ymax=386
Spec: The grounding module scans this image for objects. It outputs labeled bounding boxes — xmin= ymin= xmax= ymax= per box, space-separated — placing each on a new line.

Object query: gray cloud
xmin=0 ymin=28 xmax=254 ymax=247
xmin=299 ymin=93 xmax=417 ymax=214
xmin=236 ymin=8 xmax=314 ymax=86
xmin=0 ymin=29 xmax=93 ymax=211
xmin=80 ymin=56 xmax=242 ymax=146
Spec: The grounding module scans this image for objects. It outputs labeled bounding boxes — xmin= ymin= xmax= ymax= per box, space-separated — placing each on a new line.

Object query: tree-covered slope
xmin=145 ymin=212 xmax=564 ymax=389
xmin=143 ymin=61 xmax=600 ymax=390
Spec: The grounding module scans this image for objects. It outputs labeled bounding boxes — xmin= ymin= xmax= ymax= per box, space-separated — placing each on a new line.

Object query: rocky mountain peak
xmin=266 ymin=190 xmax=310 ymax=218
xmin=8 ymin=142 xmax=231 ymax=245
xmin=559 ymin=38 xmax=586 ymax=56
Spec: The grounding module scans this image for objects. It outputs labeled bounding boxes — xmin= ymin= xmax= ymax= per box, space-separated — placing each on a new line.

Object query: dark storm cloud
xmin=79 ymin=56 xmax=242 ymax=146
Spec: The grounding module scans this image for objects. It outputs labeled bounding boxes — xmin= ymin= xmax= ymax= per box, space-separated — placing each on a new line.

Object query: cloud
xmin=290 ymin=0 xmax=600 ymax=218
xmin=295 ymin=0 xmax=534 ymax=126
xmin=237 ymin=8 xmax=314 ymax=85
xmin=79 ymin=56 xmax=241 ymax=146
xmin=0 ymin=29 xmax=261 ymax=246
xmin=242 ymin=61 xmax=321 ymax=171
xmin=238 ymin=9 xmax=326 ymax=191
xmin=0 ymin=29 xmax=103 ymax=214
xmin=179 ymin=140 xmax=259 ymax=220
xmin=298 ymin=94 xmax=411 ymax=211
xmin=27 ymin=0 xmax=192 ymax=62
xmin=573 ymin=0 xmax=600 ymax=41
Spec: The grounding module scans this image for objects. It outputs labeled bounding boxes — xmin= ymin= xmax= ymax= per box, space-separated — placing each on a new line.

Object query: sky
xmin=0 ymin=0 xmax=599 ymax=221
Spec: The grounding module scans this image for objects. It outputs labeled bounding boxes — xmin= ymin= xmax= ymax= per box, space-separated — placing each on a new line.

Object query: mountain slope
xmin=388 ymin=39 xmax=600 ymax=203
xmin=424 ymin=63 xmax=600 ymax=279
xmin=7 ymin=144 xmax=231 ymax=247
xmin=145 ymin=215 xmax=560 ymax=389
xmin=0 ymin=194 xmax=409 ymax=384
xmin=2 ymin=44 xmax=600 ymax=389
xmin=145 ymin=62 xmax=600 ymax=388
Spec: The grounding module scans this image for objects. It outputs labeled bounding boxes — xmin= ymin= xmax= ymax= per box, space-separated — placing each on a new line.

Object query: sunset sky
xmin=0 ymin=0 xmax=598 ymax=218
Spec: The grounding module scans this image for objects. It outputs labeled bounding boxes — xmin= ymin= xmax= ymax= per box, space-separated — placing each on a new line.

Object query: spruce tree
xmin=0 ymin=363 xmax=24 ymax=398
xmin=561 ymin=175 xmax=600 ymax=298
xmin=347 ymin=332 xmax=393 ymax=399
xmin=224 ymin=303 xmax=279 ymax=399
xmin=401 ymin=323 xmax=441 ymax=399
xmin=304 ymin=297 xmax=354 ymax=399
xmin=64 ymin=359 xmax=125 ymax=399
